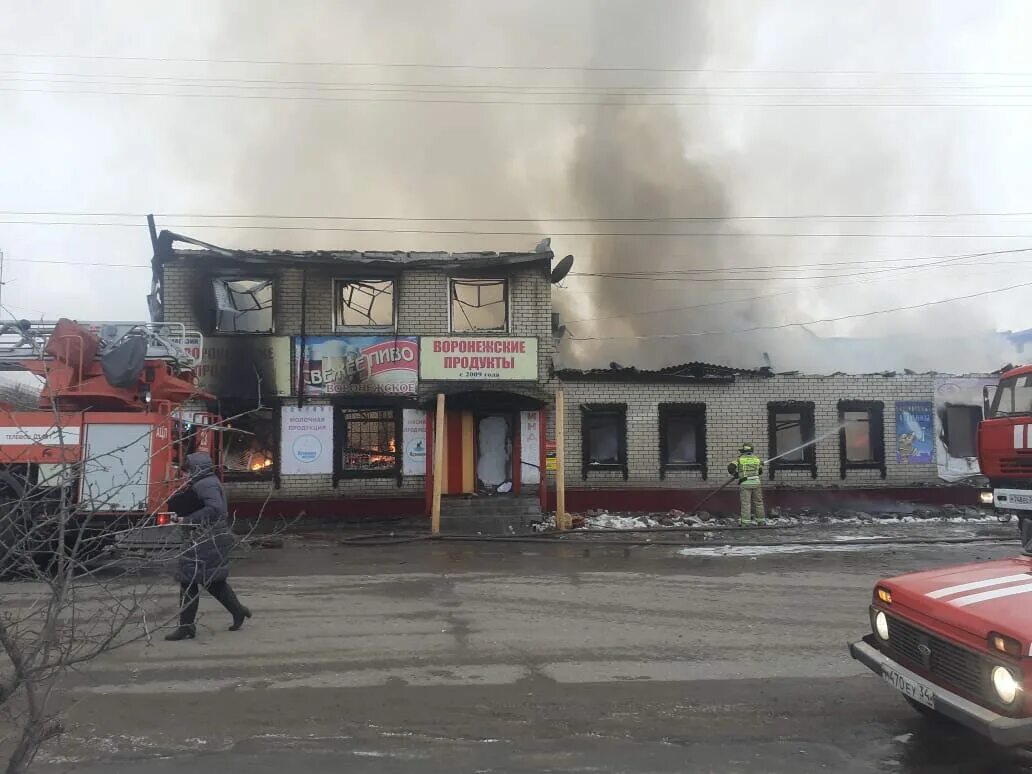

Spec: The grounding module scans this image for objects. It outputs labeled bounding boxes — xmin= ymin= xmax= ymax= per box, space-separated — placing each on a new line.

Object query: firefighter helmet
xmin=739 ymin=443 xmax=754 ymax=454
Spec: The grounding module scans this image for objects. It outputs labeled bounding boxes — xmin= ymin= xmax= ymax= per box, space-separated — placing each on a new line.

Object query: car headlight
xmin=874 ymin=610 xmax=890 ymax=641
xmin=992 ymin=665 xmax=1021 ymax=704
xmin=980 ymin=491 xmax=995 ymax=505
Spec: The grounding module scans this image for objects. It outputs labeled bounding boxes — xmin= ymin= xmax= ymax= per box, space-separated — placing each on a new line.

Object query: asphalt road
xmin=15 ymin=526 xmax=1032 ymax=773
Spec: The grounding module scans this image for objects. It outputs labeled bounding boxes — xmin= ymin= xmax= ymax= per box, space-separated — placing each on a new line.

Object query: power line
xmin=8 ymin=85 xmax=1032 ymax=108
xmin=7 ymin=218 xmax=1032 ymax=238
xmin=5 ymin=258 xmax=149 ymax=268
xmin=6 ymin=208 xmax=1032 ymax=223
xmin=6 ymin=51 xmax=1032 ymax=77
xmin=10 ymin=69 xmax=1032 ymax=92
xmin=562 ymin=261 xmax=1032 ymax=324
xmin=563 ymin=246 xmax=1032 ymax=322
xmin=569 ymin=280 xmax=1032 ymax=341
xmin=12 ymin=73 xmax=1032 ymax=99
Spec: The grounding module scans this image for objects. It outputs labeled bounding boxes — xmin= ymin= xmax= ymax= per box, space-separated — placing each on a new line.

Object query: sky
xmin=3 ymin=0 xmax=1032 ymax=373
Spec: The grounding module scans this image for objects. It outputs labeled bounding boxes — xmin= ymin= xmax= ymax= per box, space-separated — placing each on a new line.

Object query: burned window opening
xmin=767 ymin=402 xmax=817 ymax=479
xmin=336 ymin=407 xmax=400 ymax=479
xmin=334 ymin=279 xmax=395 ymax=329
xmin=659 ymin=403 xmax=707 ymax=479
xmin=838 ymin=400 xmax=886 ymax=479
xmin=212 ymin=278 xmax=274 ymax=334
xmin=581 ymin=403 xmax=627 ymax=480
xmin=220 ymin=404 xmax=277 ymax=480
xmin=941 ymin=404 xmax=982 ymax=459
xmin=451 ymin=278 xmax=507 ymax=333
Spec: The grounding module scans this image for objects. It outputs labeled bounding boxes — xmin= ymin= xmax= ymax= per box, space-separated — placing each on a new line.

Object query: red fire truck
xmin=849 ymin=366 xmax=1032 ymax=743
xmin=0 ymin=318 xmax=219 ymax=575
xmin=978 ymin=364 xmax=1032 ymax=515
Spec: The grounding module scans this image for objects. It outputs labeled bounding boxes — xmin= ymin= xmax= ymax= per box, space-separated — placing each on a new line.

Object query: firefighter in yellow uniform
xmin=728 ymin=443 xmax=765 ymax=526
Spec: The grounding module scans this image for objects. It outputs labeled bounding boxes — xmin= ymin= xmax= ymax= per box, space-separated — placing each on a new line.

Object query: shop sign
xmin=402 ymin=409 xmax=428 ymax=476
xmin=181 ymin=336 xmax=292 ymax=398
xmin=296 ymin=336 xmax=418 ymax=396
xmin=280 ymin=405 xmax=333 ymax=475
xmin=420 ymin=337 xmax=538 ymax=381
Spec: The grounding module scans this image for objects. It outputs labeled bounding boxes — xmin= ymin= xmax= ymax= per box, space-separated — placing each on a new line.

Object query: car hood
xmin=883 ymin=556 xmax=1032 ymax=646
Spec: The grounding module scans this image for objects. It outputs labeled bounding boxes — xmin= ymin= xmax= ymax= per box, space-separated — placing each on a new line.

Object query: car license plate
xmin=883 ymin=666 xmax=935 ymax=709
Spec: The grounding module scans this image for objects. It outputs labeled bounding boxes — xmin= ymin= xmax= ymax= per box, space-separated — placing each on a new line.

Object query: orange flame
xmin=249 ymin=451 xmax=273 ymax=471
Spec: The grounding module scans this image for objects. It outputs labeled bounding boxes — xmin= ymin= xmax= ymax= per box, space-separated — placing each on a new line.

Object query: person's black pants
xmin=178 ymin=580 xmax=244 ymax=626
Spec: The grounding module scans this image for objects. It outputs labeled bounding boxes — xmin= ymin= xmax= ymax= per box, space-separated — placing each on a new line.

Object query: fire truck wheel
xmin=0 ymin=470 xmax=30 ymax=579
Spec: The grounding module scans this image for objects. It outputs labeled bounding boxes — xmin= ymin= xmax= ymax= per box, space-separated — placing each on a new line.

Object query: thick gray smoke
xmin=161 ymin=1 xmax=1022 ymax=376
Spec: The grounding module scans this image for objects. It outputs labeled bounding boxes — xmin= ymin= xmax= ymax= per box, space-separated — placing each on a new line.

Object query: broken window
xmin=220 ymin=405 xmax=276 ymax=479
xmin=212 ymin=278 xmax=274 ymax=333
xmin=767 ymin=402 xmax=816 ymax=478
xmin=838 ymin=401 xmax=886 ymax=478
xmin=659 ymin=403 xmax=707 ymax=478
xmin=450 ymin=278 xmax=507 ymax=333
xmin=338 ymin=408 xmax=399 ymax=475
xmin=581 ymin=404 xmax=627 ymax=479
xmin=334 ymin=279 xmax=395 ymax=329
xmin=942 ymin=404 xmax=982 ymax=459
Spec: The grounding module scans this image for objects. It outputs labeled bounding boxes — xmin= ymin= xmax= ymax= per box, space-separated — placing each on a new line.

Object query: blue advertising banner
xmin=295 ymin=336 xmax=418 ymax=395
xmin=896 ymin=401 xmax=934 ymax=464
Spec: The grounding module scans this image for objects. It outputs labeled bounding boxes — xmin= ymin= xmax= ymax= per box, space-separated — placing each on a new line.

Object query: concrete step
xmin=439 ymin=496 xmax=543 ymax=535
xmin=441 ymin=497 xmax=542 ymax=517
xmin=439 ymin=512 xmax=541 ymax=535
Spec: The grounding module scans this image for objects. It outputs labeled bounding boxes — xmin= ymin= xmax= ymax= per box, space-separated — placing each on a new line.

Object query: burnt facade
xmin=150 ymin=230 xmax=558 ymax=520
xmin=149 ymin=229 xmax=994 ymax=520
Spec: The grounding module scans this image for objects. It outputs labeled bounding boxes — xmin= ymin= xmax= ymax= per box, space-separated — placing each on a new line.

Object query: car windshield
xmin=989 ymin=374 xmax=1032 ymax=417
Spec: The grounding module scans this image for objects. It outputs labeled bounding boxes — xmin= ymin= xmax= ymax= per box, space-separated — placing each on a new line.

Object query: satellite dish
xmin=550 ymin=254 xmax=575 ymax=284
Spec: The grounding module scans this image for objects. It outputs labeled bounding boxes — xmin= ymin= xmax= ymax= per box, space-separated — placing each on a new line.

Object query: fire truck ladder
xmin=0 ymin=320 xmax=204 ymax=374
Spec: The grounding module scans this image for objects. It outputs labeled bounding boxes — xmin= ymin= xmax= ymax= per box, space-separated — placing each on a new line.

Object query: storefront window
xmin=767 ymin=401 xmax=816 ymax=478
xmin=659 ymin=403 xmax=707 ymax=478
xmin=838 ymin=401 xmax=886 ymax=479
xmin=580 ymin=404 xmax=627 ymax=479
xmin=339 ymin=408 xmax=398 ymax=473
xmin=221 ymin=406 xmax=276 ymax=478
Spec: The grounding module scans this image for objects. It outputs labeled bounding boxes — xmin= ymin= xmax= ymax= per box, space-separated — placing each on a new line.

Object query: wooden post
xmin=431 ymin=393 xmax=446 ymax=534
xmin=556 ymin=390 xmax=567 ymax=531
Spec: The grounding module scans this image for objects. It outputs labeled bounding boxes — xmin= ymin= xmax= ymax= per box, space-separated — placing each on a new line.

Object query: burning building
xmin=149 ymin=227 xmax=999 ymax=525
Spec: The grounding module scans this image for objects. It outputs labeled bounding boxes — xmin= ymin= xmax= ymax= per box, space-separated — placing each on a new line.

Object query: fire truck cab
xmin=0 ymin=318 xmax=220 ymax=574
xmin=978 ymin=365 xmax=1032 ymax=515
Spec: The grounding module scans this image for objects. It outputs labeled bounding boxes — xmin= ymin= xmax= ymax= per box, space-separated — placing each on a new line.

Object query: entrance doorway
xmin=476 ymin=414 xmax=512 ymax=492
xmin=442 ymin=410 xmax=515 ymax=495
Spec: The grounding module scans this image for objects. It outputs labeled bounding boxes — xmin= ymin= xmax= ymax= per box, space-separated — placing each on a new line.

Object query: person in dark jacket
xmin=165 ymin=451 xmax=252 ymax=641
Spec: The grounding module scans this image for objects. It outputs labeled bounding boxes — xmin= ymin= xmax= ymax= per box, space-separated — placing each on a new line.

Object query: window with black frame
xmin=220 ymin=405 xmax=277 ymax=479
xmin=581 ymin=404 xmax=627 ymax=479
xmin=659 ymin=404 xmax=707 ymax=479
xmin=338 ymin=408 xmax=399 ymax=476
xmin=838 ymin=401 xmax=886 ymax=479
xmin=767 ymin=402 xmax=817 ymax=478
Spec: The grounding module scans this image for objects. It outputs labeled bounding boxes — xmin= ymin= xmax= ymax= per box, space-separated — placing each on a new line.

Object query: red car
xmin=851 ymin=556 xmax=1032 ymax=745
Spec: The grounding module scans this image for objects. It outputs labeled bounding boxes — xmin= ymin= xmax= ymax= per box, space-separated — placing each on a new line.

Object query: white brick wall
xmin=558 ymin=373 xmax=940 ymax=490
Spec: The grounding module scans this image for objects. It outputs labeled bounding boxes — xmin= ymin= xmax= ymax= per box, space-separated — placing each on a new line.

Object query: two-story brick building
xmin=148 ymin=229 xmax=557 ymax=523
xmin=147 ymin=228 xmax=993 ymax=522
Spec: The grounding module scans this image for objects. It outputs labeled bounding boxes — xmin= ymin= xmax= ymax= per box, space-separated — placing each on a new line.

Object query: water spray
xmin=688 ymin=421 xmax=856 ymax=519
xmin=763 ymin=421 xmax=851 ymax=465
